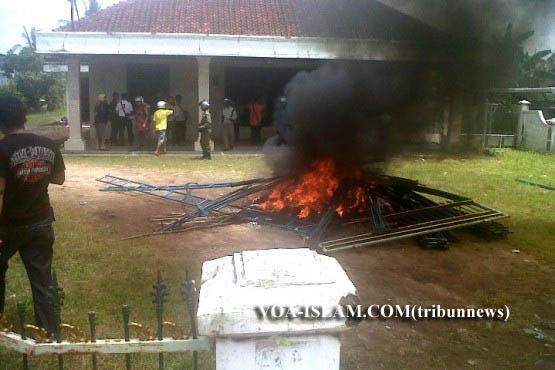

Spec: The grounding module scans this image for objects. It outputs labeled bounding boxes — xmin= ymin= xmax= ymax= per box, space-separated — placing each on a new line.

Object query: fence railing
xmin=0 ymin=270 xmax=211 ymax=370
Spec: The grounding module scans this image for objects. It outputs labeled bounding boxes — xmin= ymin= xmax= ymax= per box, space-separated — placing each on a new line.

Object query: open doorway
xmin=127 ymin=64 xmax=170 ymax=106
xmin=224 ymin=67 xmax=309 ymax=126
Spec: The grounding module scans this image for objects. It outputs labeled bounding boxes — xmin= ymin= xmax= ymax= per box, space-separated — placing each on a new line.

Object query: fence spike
xmin=152 ymin=271 xmax=169 ymax=370
xmin=88 ymin=311 xmax=98 ymax=370
xmin=48 ymin=270 xmax=64 ymax=370
xmin=122 ymin=305 xmax=132 ymax=370
xmin=182 ymin=270 xmax=198 ymax=370
xmin=16 ymin=302 xmax=29 ymax=370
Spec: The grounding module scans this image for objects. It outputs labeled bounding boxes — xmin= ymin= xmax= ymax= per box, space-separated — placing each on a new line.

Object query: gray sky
xmin=0 ymin=0 xmax=120 ymax=53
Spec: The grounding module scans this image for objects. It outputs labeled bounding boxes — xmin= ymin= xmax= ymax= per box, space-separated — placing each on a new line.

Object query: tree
xmin=85 ymin=0 xmax=102 ymax=17
xmin=21 ymin=26 xmax=37 ymax=50
xmin=0 ymin=46 xmax=65 ymax=111
xmin=519 ymin=50 xmax=555 ymax=87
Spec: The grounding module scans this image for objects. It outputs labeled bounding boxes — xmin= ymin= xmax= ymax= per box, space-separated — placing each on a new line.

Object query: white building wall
xmin=169 ymin=60 xmax=198 ymax=145
xmin=88 ymin=62 xmax=127 ymax=139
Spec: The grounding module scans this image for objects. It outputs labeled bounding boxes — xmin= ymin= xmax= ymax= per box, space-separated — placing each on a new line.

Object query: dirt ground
xmin=50 ymin=160 xmax=555 ymax=370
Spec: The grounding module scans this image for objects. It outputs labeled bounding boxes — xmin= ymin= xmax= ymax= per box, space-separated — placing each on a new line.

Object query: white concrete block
xmin=63 ymin=138 xmax=86 ymax=151
xmin=215 ymin=335 xmax=340 ymax=370
xmin=197 ymin=248 xmax=357 ymax=338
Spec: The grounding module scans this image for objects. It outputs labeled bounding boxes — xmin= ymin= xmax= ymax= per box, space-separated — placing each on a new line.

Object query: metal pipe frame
xmin=320 ymin=212 xmax=507 ymax=252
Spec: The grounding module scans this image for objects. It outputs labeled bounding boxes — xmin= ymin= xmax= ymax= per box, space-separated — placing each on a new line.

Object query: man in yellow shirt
xmin=153 ymin=101 xmax=173 ymax=156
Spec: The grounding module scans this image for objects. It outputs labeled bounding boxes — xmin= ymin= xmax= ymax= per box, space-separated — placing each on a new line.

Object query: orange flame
xmin=259 ymin=159 xmax=370 ymax=219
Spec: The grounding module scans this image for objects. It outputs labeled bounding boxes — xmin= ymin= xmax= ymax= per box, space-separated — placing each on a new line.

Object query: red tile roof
xmin=57 ymin=0 xmax=438 ymax=40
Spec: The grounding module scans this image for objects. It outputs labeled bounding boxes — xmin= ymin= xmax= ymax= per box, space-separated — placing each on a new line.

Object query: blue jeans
xmin=0 ymin=220 xmax=56 ymax=333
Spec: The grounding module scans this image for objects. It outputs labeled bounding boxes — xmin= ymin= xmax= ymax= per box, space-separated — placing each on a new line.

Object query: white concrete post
xmin=515 ymin=100 xmax=531 ymax=148
xmin=195 ymin=56 xmax=214 ymax=151
xmin=64 ymin=57 xmax=85 ymax=151
xmin=197 ymin=248 xmax=358 ymax=370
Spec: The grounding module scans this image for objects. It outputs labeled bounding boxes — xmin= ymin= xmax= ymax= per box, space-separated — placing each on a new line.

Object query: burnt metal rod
xmin=322 ymin=210 xmax=501 ymax=245
xmin=321 ymin=215 xmax=507 ymax=252
xmin=399 ymin=201 xmax=451 ymax=247
xmin=320 ymin=213 xmax=507 ymax=252
xmin=307 ymin=206 xmax=336 ymax=249
xmin=321 ymin=210 xmax=503 ymax=247
xmin=413 ymin=185 xmax=470 ymax=202
xmin=345 ymin=200 xmax=469 ymax=226
xmin=516 ymin=178 xmax=555 ymax=191
xmin=406 ymin=193 xmax=496 ymax=241
xmin=98 ymin=175 xmax=275 ymax=191
xmin=163 ymin=179 xmax=280 ymax=231
xmin=385 ymin=200 xmax=473 ymax=220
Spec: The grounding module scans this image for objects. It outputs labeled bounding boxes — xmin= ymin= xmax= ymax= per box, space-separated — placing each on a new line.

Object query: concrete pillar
xmin=197 ymin=249 xmax=358 ymax=370
xmin=515 ymin=100 xmax=531 ymax=147
xmin=195 ymin=57 xmax=214 ymax=152
xmin=88 ymin=63 xmax=97 ymax=142
xmin=64 ymin=57 xmax=85 ymax=151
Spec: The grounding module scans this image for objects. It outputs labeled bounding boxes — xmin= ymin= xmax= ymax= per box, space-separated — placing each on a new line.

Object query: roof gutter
xmin=35 ymin=31 xmax=423 ymax=61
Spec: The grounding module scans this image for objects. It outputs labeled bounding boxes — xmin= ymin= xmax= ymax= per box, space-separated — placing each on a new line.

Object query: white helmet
xmin=199 ymin=100 xmax=210 ymax=111
xmin=134 ymin=96 xmax=144 ymax=103
xmin=156 ymin=101 xmax=167 ymax=109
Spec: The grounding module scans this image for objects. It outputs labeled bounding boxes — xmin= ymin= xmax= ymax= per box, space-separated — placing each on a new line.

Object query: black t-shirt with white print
xmin=0 ymin=133 xmax=65 ymax=227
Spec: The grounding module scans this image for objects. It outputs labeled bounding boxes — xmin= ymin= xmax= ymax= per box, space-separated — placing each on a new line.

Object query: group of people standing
xmin=221 ymin=97 xmax=268 ymax=148
xmin=94 ymin=93 xmax=271 ymax=154
xmin=93 ymin=93 xmax=189 ymax=151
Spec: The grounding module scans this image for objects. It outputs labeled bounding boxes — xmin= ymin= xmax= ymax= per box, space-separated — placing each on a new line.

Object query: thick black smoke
xmin=264 ymin=0 xmax=551 ymax=173
xmin=272 ymin=62 xmax=430 ymax=174
xmin=264 ymin=0 xmax=549 ymax=173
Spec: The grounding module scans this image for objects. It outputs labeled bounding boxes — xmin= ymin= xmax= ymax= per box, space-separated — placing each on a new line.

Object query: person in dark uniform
xmin=0 ymin=96 xmax=65 ymax=334
xmin=108 ymin=92 xmax=121 ymax=147
xmin=93 ymin=93 xmax=109 ymax=150
xmin=198 ymin=100 xmax=212 ymax=160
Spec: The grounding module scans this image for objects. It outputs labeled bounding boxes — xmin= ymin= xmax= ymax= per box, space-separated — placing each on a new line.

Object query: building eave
xmin=35 ymin=31 xmax=423 ymax=61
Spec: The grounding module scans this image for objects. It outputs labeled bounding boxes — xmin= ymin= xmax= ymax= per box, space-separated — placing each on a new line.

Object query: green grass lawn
xmin=387 ymin=149 xmax=555 ymax=263
xmin=0 ymin=149 xmax=553 ymax=369
xmin=26 ymin=108 xmax=66 ymax=127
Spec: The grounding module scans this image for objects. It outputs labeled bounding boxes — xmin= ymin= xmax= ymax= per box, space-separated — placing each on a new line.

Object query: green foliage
xmin=486 ymin=24 xmax=554 ymax=88
xmin=519 ymin=50 xmax=555 ymax=87
xmin=2 ymin=47 xmax=42 ymax=77
xmin=13 ymin=71 xmax=64 ymax=111
xmin=0 ymin=46 xmax=66 ymax=111
xmin=0 ymin=81 xmax=20 ymax=98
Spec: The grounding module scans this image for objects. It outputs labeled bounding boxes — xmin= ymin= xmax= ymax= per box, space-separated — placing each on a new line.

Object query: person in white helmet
xmin=198 ymin=100 xmax=212 ymax=159
xmin=153 ymin=101 xmax=173 ymax=156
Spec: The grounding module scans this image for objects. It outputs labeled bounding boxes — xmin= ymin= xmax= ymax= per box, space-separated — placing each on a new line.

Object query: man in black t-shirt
xmin=0 ymin=96 xmax=65 ymax=334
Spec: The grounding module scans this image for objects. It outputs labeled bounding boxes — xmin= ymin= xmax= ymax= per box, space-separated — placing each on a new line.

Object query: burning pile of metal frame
xmin=97 ymin=172 xmax=509 ymax=251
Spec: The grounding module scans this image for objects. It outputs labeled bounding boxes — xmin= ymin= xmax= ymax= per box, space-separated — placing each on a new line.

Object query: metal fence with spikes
xmin=0 ymin=271 xmax=211 ymax=370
